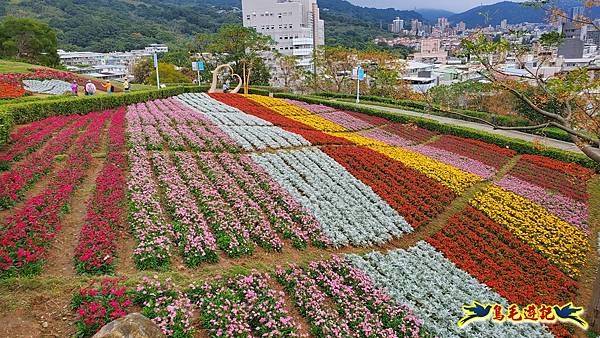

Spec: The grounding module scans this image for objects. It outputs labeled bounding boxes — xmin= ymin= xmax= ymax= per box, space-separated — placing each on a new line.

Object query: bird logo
xmin=553 ymin=303 xmax=588 ymax=330
xmin=458 ymin=301 xmax=493 ymax=327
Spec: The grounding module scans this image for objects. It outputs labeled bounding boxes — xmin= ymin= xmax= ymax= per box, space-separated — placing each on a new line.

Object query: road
xmin=348 ymin=102 xmax=583 ymax=154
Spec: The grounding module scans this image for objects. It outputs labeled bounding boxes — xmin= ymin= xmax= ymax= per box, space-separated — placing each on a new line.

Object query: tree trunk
xmin=570 ymin=134 xmax=600 ymax=165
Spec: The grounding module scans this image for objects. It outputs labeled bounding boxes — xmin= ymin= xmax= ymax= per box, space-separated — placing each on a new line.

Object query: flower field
xmin=0 ymin=92 xmax=597 ymax=338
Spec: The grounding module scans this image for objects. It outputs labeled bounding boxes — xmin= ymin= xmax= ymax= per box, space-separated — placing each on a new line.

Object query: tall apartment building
xmin=242 ymin=0 xmax=325 ymax=69
xmin=437 ymin=17 xmax=448 ymax=31
xmin=390 ymin=17 xmax=404 ymax=33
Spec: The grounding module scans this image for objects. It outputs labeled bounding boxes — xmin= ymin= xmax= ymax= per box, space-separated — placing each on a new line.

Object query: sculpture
xmin=209 ymin=64 xmax=242 ymax=94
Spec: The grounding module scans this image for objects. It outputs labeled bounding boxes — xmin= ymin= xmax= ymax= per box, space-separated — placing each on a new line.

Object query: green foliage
xmin=0 ymin=17 xmax=60 ymax=67
xmin=132 ymin=59 xmax=154 ymax=84
xmin=277 ymin=93 xmax=598 ymax=169
xmin=160 ymin=50 xmax=192 ymax=68
xmin=149 ymin=63 xmax=192 ymax=86
xmin=196 ymin=24 xmax=272 ymax=85
xmin=539 ymin=31 xmax=565 ymax=47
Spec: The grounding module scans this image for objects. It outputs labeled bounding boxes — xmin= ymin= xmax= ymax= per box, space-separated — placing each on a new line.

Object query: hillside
xmin=449 ymin=0 xmax=599 ymax=27
xmin=416 ymin=8 xmax=456 ymax=22
xmin=0 ymin=0 xmax=419 ymax=52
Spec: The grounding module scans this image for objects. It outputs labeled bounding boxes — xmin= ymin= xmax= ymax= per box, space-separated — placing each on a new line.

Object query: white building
xmin=242 ymin=0 xmax=324 ymax=69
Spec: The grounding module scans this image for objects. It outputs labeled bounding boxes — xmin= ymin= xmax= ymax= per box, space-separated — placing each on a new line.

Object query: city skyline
xmin=347 ymin=0 xmax=527 ymax=12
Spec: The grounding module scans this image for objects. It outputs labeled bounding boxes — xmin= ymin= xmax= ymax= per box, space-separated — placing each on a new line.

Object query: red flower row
xmin=0 ymin=83 xmax=26 ymax=99
xmin=427 ymin=206 xmax=579 ymax=337
xmin=0 ymin=115 xmax=85 ymax=209
xmin=509 ymin=156 xmax=589 ymax=202
xmin=0 ymin=116 xmax=73 ymax=169
xmin=0 ymin=143 xmax=93 ymax=277
xmin=382 ymin=122 xmax=439 ymax=144
xmin=521 ymin=154 xmax=595 ymax=181
xmin=74 ymin=109 xmax=127 ymax=274
xmin=321 ymin=145 xmax=456 ymax=228
xmin=210 ymin=93 xmax=352 ymax=145
xmin=72 ymin=277 xmax=131 ymax=337
xmin=427 ymin=206 xmax=578 ymax=305
xmin=429 ymin=135 xmax=516 ymax=169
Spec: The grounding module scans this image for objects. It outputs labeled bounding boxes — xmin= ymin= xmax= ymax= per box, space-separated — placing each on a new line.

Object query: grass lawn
xmin=0 ymin=59 xmax=45 ymax=74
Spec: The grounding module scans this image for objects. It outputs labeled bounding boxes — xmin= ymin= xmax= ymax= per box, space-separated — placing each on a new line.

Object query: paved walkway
xmin=348 ymin=102 xmax=583 ymax=154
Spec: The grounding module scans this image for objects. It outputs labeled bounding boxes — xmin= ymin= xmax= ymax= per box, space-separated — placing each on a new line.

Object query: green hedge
xmin=312 ymin=92 xmax=580 ymax=142
xmin=0 ymin=86 xmax=210 ymax=143
xmin=275 ymin=93 xmax=599 ymax=170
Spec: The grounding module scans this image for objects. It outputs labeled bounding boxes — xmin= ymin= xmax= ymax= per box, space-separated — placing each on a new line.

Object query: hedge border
xmin=313 ymin=92 xmax=580 ymax=143
xmin=274 ymin=92 xmax=600 ymax=170
xmin=0 ymin=86 xmax=268 ymax=143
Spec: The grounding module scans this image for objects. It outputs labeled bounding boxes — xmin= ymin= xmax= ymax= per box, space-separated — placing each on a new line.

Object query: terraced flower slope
xmin=0 ymin=92 xmax=596 ymax=338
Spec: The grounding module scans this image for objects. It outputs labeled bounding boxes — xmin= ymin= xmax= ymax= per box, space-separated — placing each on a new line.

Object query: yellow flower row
xmin=248 ymin=95 xmax=481 ymax=194
xmin=470 ymin=185 xmax=589 ymax=278
xmin=248 ymin=95 xmax=347 ymax=131
xmin=333 ymin=133 xmax=482 ymax=194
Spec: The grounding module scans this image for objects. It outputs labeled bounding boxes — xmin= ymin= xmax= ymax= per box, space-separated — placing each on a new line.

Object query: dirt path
xmin=42 ymin=158 xmax=106 ymax=277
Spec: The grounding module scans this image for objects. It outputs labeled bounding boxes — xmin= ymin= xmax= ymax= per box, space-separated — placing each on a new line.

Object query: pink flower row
xmin=192 ymin=272 xmax=302 ymax=337
xmin=127 ymin=146 xmax=174 ymax=270
xmin=151 ymin=151 xmax=218 ymax=266
xmin=275 ymin=256 xmax=430 ymax=337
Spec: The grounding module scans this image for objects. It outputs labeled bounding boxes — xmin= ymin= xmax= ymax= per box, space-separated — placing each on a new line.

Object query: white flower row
xmin=177 ymin=93 xmax=272 ymax=126
xmin=220 ymin=125 xmax=309 ymax=151
xmin=251 ymin=148 xmax=412 ymax=247
xmin=346 ymin=242 xmax=553 ymax=338
xmin=177 ymin=93 xmax=311 ymax=151
xmin=23 ymin=79 xmax=71 ymax=95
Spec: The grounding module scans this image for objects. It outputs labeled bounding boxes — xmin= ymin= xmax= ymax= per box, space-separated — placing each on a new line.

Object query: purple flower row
xmin=276 ymin=257 xmax=429 ymax=337
xmin=198 ymin=152 xmax=284 ymax=251
xmin=496 ymin=174 xmax=589 ymax=232
xmin=358 ymin=127 xmax=416 ymax=147
xmin=408 ymin=144 xmax=498 ymax=179
xmin=319 ymin=111 xmax=374 ymax=131
xmin=151 ymin=152 xmax=219 ymax=266
xmin=283 ymin=99 xmax=336 ymax=114
xmin=126 ymin=104 xmax=165 ymax=150
xmin=174 ymin=152 xmax=255 ymax=257
xmin=191 ymin=272 xmax=302 ymax=337
xmin=127 ymin=146 xmax=174 ymax=269
xmin=136 ymin=276 xmax=195 ymax=337
xmin=221 ymin=153 xmax=329 ymax=248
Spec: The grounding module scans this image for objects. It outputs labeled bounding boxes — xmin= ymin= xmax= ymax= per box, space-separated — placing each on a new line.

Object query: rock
xmin=41 ymin=321 xmax=49 ymax=328
xmin=92 ymin=313 xmax=165 ymax=338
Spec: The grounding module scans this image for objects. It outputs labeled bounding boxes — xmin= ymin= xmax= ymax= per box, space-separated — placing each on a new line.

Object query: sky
xmin=346 ymin=0 xmax=527 ymax=13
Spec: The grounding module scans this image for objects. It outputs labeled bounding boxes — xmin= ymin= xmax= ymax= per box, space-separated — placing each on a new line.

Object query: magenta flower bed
xmin=319 ymin=111 xmax=374 ymax=131
xmin=127 ymin=146 xmax=174 ymax=270
xmin=409 ymin=144 xmax=497 ymax=179
xmin=358 ymin=127 xmax=416 ymax=147
xmin=496 ymin=175 xmax=589 ymax=232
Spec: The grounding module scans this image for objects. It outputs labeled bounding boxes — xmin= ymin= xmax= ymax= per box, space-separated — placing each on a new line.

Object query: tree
xmin=314 ymin=46 xmax=357 ymax=93
xmin=148 ymin=63 xmax=191 ymax=86
xmin=461 ymin=30 xmax=600 ymax=164
xmin=198 ymin=24 xmax=273 ymax=93
xmin=275 ymin=55 xmax=302 ymax=89
xmin=0 ymin=17 xmax=60 ymax=67
xmin=132 ymin=58 xmax=153 ymax=84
